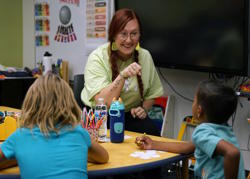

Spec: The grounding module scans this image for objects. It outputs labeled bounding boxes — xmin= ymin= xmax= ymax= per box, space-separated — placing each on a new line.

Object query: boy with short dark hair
xmin=136 ymin=80 xmax=245 ymax=179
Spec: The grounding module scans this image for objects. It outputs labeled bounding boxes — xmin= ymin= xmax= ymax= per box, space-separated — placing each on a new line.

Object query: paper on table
xmin=98 ymin=135 xmax=132 ymax=143
xmin=124 ymin=135 xmax=132 ymax=139
xmin=130 ymin=150 xmax=160 ymax=160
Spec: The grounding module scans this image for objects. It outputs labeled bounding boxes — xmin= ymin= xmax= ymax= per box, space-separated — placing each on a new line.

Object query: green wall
xmin=0 ymin=0 xmax=22 ymax=67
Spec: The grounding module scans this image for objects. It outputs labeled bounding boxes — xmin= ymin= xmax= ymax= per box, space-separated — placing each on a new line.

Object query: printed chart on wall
xmin=85 ymin=0 xmax=111 ymax=54
xmin=34 ymin=0 xmax=112 ymax=79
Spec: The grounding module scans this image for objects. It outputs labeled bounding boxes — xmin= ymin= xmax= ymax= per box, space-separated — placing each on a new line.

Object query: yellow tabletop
xmin=0 ymin=106 xmax=20 ymax=112
xmin=89 ymin=131 xmax=179 ymax=170
xmin=0 ymin=106 xmax=190 ymax=178
xmin=0 ymin=106 xmax=20 ymax=141
xmin=88 ymin=130 xmax=190 ymax=178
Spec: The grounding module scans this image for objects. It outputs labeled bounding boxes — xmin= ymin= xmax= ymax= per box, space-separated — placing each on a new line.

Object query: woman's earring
xmin=135 ymin=42 xmax=140 ymax=51
xmin=111 ymin=42 xmax=118 ymax=51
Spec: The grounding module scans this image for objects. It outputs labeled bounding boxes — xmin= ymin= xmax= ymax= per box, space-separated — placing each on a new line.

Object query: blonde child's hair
xmin=20 ymin=73 xmax=81 ymax=136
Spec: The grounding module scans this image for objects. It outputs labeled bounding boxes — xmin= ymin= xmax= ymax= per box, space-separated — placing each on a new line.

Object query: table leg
xmin=181 ymin=158 xmax=189 ymax=179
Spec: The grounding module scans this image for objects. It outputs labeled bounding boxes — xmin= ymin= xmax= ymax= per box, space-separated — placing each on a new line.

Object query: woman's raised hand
xmin=120 ymin=62 xmax=141 ymax=78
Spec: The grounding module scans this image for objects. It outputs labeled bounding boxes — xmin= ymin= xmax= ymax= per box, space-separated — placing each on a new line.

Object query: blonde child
xmin=0 ymin=73 xmax=109 ymax=179
xmin=135 ymin=79 xmax=245 ymax=179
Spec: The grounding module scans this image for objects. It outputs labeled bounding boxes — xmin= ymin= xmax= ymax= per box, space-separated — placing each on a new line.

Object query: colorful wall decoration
xmin=86 ymin=0 xmax=107 ymax=38
xmin=34 ymin=2 xmax=50 ymax=46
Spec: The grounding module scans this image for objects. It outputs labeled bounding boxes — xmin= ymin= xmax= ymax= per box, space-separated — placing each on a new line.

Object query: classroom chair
xmin=73 ymin=74 xmax=85 ymax=109
xmin=160 ymin=95 xmax=175 ymax=138
xmin=177 ymin=116 xmax=199 ymax=141
xmin=148 ymin=96 xmax=168 ymax=132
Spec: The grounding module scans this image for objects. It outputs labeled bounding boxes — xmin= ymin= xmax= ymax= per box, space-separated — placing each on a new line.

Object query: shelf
xmin=236 ymin=91 xmax=250 ymax=98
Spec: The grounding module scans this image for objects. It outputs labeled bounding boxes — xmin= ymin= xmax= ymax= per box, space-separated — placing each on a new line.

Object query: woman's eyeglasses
xmin=118 ymin=31 xmax=140 ymax=41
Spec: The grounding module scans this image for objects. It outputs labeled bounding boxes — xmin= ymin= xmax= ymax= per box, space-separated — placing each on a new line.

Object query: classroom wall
xmin=0 ymin=0 xmax=23 ymax=67
xmin=23 ymin=0 xmax=35 ymax=68
xmin=21 ymin=0 xmax=250 ymax=171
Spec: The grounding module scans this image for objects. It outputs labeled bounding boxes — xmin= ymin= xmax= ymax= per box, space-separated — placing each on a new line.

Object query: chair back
xmin=160 ymin=95 xmax=175 ymax=138
xmin=73 ymin=74 xmax=85 ymax=109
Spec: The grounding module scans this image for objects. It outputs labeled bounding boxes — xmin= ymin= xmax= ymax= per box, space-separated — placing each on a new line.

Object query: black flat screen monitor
xmin=115 ymin=0 xmax=249 ymax=76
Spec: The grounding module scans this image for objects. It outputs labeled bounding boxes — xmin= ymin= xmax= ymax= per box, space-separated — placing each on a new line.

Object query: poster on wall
xmin=34 ymin=0 xmax=112 ymax=79
xmin=86 ymin=0 xmax=107 ymax=39
xmin=54 ymin=1 xmax=79 ymax=43
xmin=85 ymin=0 xmax=110 ymax=55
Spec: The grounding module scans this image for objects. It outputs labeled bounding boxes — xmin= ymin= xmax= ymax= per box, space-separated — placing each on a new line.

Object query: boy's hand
xmin=135 ymin=135 xmax=153 ymax=150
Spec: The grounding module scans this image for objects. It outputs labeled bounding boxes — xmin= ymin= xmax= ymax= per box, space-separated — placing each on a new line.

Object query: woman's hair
xmin=196 ymin=79 xmax=238 ymax=124
xmin=20 ymin=73 xmax=81 ymax=136
xmin=108 ymin=8 xmax=144 ymax=102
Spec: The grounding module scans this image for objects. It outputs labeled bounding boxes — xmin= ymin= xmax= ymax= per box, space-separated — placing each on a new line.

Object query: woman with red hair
xmin=81 ymin=8 xmax=163 ymax=136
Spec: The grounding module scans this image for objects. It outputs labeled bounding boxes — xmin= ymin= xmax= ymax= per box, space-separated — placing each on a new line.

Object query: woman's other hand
xmin=121 ymin=62 xmax=141 ymax=78
xmin=131 ymin=106 xmax=147 ymax=119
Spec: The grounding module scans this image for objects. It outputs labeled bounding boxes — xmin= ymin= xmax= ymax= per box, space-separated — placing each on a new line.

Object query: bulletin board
xmin=34 ymin=0 xmax=113 ymax=79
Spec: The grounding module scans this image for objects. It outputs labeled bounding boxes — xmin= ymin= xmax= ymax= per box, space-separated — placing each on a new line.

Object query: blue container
xmin=109 ymin=98 xmax=125 ymax=143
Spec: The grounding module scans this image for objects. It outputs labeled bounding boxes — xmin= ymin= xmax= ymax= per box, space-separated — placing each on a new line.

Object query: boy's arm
xmin=0 ymin=148 xmax=17 ymax=170
xmin=214 ymin=140 xmax=240 ymax=179
xmin=152 ymin=140 xmax=195 ymax=154
xmin=88 ymin=140 xmax=109 ymax=164
xmin=135 ymin=136 xmax=195 ymax=154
